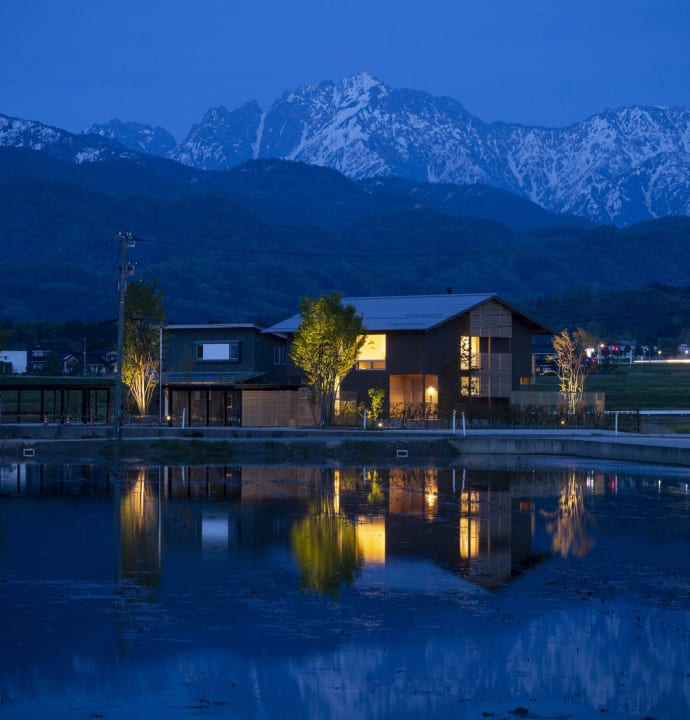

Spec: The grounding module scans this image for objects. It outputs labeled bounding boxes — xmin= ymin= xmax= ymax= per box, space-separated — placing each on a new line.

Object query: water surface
xmin=1 ymin=459 xmax=689 ymax=719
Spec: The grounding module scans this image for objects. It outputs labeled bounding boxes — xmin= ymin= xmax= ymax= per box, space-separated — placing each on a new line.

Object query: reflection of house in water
xmin=342 ymin=467 xmax=602 ymax=589
xmin=382 ymin=468 xmax=528 ymax=588
xmin=132 ymin=465 xmax=597 ymax=588
xmin=355 ymin=516 xmax=386 ymax=565
xmin=2 ymin=462 xmax=603 ymax=596
xmin=240 ymin=466 xmax=320 ymax=502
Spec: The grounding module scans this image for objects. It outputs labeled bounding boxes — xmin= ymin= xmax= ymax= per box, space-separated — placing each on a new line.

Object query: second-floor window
xmin=273 ymin=346 xmax=288 ymax=365
xmin=195 ymin=342 xmax=241 ymax=362
xmin=356 ymin=334 xmax=386 ymax=370
xmin=460 ymin=376 xmax=480 ymax=396
xmin=460 ymin=336 xmax=480 ymax=370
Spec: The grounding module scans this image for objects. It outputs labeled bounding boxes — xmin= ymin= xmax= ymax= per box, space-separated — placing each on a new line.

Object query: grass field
xmin=536 ymin=360 xmax=690 ymax=411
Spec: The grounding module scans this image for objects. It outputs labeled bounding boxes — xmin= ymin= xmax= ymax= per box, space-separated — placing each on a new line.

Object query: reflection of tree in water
xmin=291 ymin=468 xmax=361 ymax=596
xmin=117 ymin=467 xmax=166 ymax=651
xmin=120 ymin=467 xmax=161 ymax=586
xmin=366 ymin=469 xmax=385 ymax=504
xmin=542 ymin=472 xmax=594 ymax=558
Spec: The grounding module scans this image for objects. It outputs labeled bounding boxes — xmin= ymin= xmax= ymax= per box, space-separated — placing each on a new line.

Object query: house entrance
xmin=389 ymin=374 xmax=438 ymax=418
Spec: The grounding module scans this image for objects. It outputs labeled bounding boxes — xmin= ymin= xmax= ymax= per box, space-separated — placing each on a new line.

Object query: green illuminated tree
xmin=122 ymin=280 xmax=165 ymax=416
xmin=290 ymin=293 xmax=366 ymax=426
xmin=367 ymin=387 xmax=385 ymax=423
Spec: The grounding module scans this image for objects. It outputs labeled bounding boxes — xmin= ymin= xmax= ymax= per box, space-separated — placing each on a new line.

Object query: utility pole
xmin=114 ymin=231 xmax=136 ymax=437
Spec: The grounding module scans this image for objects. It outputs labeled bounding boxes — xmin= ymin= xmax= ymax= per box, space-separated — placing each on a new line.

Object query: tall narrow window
xmin=460 ymin=376 xmax=480 ymax=396
xmin=460 ymin=336 xmax=480 ymax=370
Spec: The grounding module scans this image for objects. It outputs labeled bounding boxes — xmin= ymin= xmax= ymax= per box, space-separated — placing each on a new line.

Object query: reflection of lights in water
xmin=356 ymin=516 xmax=385 ymax=565
xmin=120 ymin=468 xmax=162 ymax=583
xmin=123 ymin=469 xmax=156 ymax=533
xmin=542 ymin=472 xmax=594 ymax=558
xmin=290 ymin=508 xmax=360 ymax=596
xmin=333 ymin=470 xmax=340 ymax=514
xmin=425 ymin=476 xmax=438 ymax=514
xmin=459 ymin=517 xmax=479 ymax=559
xmin=459 ymin=491 xmax=480 ymax=559
xmin=460 ymin=490 xmax=479 ymax=514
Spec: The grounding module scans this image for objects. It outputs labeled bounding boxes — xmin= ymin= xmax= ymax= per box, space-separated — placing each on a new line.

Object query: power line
xmin=143 ymin=236 xmax=431 ymax=258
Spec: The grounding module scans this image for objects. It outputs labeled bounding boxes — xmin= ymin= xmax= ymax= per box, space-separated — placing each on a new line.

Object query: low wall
xmin=449 ymin=435 xmax=690 ymax=467
xmin=1 ymin=424 xmax=689 ymax=468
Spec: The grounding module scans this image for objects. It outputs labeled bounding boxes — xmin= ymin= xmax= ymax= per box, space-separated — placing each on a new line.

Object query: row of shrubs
xmin=334 ymin=401 xmax=641 ymax=432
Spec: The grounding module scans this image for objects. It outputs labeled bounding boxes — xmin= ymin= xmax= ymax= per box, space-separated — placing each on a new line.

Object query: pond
xmin=0 ymin=459 xmax=689 ymax=719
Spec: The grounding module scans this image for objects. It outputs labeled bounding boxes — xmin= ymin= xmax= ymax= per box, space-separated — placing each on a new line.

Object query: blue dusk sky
xmin=1 ymin=0 xmax=689 ymax=141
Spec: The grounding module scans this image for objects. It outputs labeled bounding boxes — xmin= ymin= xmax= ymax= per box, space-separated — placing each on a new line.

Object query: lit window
xmin=196 ymin=342 xmax=240 ymax=362
xmin=460 ymin=336 xmax=480 ymax=370
xmin=460 ymin=376 xmax=480 ymax=396
xmin=357 ymin=334 xmax=386 ymax=370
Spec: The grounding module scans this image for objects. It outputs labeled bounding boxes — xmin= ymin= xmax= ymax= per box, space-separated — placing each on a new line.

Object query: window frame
xmin=195 ymin=341 xmax=241 ymax=363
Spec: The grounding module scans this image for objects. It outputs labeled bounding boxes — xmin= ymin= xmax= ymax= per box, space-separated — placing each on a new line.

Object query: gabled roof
xmin=166 ymin=323 xmax=263 ymax=331
xmin=266 ymin=293 xmax=552 ymax=334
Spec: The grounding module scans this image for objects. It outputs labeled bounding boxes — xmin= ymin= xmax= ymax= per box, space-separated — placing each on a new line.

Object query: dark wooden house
xmin=266 ymin=293 xmax=552 ymax=419
xmin=162 ymin=323 xmax=294 ymax=426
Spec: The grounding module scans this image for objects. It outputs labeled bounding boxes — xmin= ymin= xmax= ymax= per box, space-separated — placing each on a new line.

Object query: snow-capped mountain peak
xmin=3 ymin=73 xmax=690 ymax=225
xmin=84 ymin=118 xmax=177 ymax=157
xmin=0 ymin=113 xmax=137 ymax=164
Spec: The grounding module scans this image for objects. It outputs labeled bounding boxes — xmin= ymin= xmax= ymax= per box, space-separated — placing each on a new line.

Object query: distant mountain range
xmin=3 ymin=72 xmax=690 ymax=225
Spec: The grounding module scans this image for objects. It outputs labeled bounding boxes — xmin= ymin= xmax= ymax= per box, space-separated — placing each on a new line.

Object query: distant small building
xmin=28 ymin=344 xmax=73 ymax=374
xmin=84 ymin=351 xmax=116 ymax=376
xmin=0 ymin=350 xmax=27 ymax=374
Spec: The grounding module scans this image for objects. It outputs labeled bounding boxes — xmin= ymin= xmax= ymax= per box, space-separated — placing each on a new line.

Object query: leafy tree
xmin=41 ymin=352 xmax=63 ymax=376
xmin=122 ymin=280 xmax=165 ymax=416
xmin=548 ymin=328 xmax=592 ymax=414
xmin=367 ymin=387 xmax=385 ymax=423
xmin=290 ymin=293 xmax=366 ymax=426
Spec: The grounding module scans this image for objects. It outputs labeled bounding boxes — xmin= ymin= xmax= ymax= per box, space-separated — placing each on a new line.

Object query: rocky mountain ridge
xmin=165 ymin=73 xmax=690 ymax=225
xmin=2 ymin=73 xmax=690 ymax=225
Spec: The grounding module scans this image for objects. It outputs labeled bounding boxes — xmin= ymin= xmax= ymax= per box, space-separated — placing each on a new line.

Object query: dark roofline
xmin=484 ymin=296 xmax=556 ymax=336
xmin=264 ymin=293 xmax=554 ymax=335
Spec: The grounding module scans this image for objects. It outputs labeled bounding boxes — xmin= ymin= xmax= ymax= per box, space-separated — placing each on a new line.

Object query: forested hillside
xmin=1 ymin=148 xmax=690 ymax=338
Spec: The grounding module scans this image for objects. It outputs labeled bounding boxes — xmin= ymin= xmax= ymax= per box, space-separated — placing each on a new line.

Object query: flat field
xmin=537 ymin=360 xmax=690 ymax=410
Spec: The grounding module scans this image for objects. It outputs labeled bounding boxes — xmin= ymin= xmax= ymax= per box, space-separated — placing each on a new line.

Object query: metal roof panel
xmin=266 ymin=293 xmax=498 ymax=333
